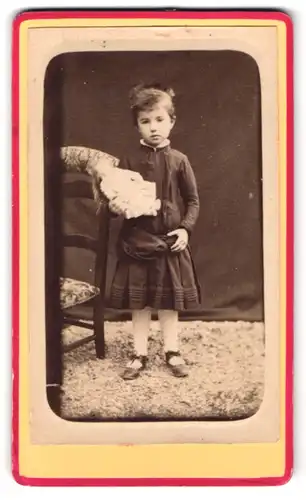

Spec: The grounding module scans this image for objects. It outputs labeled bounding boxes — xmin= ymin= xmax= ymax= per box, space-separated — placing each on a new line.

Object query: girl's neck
xmin=140 ymin=138 xmax=170 ymax=151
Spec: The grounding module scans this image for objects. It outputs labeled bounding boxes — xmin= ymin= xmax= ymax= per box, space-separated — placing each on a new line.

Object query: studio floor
xmin=60 ymin=320 xmax=265 ymax=422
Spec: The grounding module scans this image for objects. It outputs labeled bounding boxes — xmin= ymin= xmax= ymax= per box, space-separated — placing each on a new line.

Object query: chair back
xmin=60 ymin=146 xmax=116 ymax=288
xmin=61 ymin=170 xmax=99 ymax=287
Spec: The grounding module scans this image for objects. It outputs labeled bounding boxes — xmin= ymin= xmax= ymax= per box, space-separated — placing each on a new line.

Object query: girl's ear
xmin=171 ymin=116 xmax=176 ymax=128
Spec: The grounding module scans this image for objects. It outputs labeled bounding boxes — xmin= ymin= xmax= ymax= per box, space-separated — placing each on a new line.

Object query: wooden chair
xmin=45 ymin=146 xmax=119 ymax=413
xmin=59 ymin=146 xmax=118 ymax=358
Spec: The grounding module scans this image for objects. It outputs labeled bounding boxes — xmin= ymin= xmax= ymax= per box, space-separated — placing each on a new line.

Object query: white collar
xmin=140 ymin=138 xmax=170 ymax=151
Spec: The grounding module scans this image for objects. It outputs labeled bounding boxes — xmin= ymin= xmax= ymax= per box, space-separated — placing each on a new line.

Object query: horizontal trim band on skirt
xmin=110 ymin=285 xmax=199 ymax=298
xmin=109 ymin=285 xmax=200 ymax=311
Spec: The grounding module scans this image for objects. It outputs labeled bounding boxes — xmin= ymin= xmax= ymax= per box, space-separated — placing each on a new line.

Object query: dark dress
xmin=109 ymin=142 xmax=201 ymax=311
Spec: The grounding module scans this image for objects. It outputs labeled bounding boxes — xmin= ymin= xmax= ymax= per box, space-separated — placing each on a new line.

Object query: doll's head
xmin=129 ymin=83 xmax=176 ymax=147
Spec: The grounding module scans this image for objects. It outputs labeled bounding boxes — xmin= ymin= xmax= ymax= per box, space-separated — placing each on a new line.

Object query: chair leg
xmin=93 ymin=295 xmax=106 ymax=358
xmin=94 ymin=207 xmax=110 ymax=359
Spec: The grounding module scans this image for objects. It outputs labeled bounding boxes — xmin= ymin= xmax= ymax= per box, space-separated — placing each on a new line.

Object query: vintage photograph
xmin=44 ymin=49 xmax=264 ymax=423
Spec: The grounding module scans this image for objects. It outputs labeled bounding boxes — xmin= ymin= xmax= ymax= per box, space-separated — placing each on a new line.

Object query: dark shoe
xmin=165 ymin=351 xmax=188 ymax=378
xmin=121 ymin=355 xmax=148 ymax=380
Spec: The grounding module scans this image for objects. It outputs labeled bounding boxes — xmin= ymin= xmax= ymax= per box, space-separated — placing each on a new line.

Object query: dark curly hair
xmin=129 ymin=82 xmax=176 ymax=124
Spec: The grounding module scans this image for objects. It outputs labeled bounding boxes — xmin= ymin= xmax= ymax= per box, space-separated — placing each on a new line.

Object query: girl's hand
xmin=167 ymin=228 xmax=189 ymax=252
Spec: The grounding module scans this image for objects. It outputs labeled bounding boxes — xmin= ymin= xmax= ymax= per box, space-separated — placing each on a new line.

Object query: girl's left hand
xmin=167 ymin=228 xmax=189 ymax=252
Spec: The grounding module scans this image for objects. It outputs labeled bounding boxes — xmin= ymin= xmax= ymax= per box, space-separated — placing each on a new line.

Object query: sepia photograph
xmin=13 ymin=10 xmax=293 ymax=484
xmin=44 ymin=49 xmax=265 ymax=423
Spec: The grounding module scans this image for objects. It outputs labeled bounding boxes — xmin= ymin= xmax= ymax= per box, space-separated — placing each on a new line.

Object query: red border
xmin=11 ymin=9 xmax=293 ymax=487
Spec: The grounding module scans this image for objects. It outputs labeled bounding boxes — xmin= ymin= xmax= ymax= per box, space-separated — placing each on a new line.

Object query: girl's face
xmin=136 ymin=102 xmax=175 ymax=147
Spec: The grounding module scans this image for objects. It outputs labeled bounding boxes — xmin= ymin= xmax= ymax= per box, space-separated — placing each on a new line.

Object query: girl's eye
xmin=156 ymin=117 xmax=164 ymax=122
xmin=140 ymin=119 xmax=149 ymax=124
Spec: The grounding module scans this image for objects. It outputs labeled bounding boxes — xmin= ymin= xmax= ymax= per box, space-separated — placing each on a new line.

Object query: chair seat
xmin=60 ymin=277 xmax=100 ymax=310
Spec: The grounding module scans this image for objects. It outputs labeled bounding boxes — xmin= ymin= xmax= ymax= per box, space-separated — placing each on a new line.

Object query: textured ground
xmin=60 ymin=321 xmax=265 ymax=421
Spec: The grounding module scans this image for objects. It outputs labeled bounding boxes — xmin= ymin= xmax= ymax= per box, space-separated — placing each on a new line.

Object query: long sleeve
xmin=117 ymin=156 xmax=130 ymax=171
xmin=178 ymin=156 xmax=200 ymax=234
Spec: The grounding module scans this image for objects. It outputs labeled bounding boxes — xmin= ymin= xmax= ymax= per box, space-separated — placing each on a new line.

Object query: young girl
xmin=108 ymin=83 xmax=201 ymax=380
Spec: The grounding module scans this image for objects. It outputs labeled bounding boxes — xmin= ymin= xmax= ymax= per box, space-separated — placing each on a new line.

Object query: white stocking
xmin=132 ymin=307 xmax=152 ymax=356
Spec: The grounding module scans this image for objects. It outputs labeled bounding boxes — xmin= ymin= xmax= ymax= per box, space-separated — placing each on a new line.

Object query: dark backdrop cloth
xmin=44 ymin=50 xmax=264 ymax=322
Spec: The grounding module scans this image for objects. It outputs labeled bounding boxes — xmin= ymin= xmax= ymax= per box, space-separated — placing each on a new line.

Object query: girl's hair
xmin=129 ymin=82 xmax=176 ymax=124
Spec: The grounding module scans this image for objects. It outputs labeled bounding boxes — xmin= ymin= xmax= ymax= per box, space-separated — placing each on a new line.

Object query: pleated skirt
xmin=109 ymin=246 xmax=201 ymax=311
